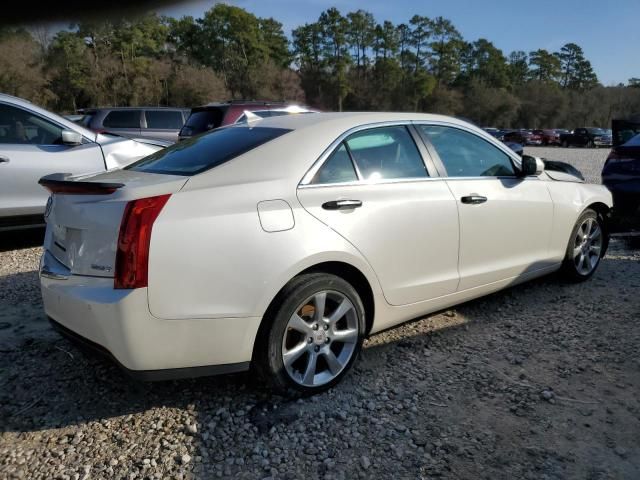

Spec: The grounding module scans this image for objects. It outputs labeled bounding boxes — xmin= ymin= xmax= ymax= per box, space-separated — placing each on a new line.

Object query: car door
xmin=0 ymin=102 xmax=105 ymax=219
xmin=416 ymin=123 xmax=554 ymax=291
xmin=297 ymin=124 xmax=460 ymax=306
xmin=142 ymin=109 xmax=186 ymax=142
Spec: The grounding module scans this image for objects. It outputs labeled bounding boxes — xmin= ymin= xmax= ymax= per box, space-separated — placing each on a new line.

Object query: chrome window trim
xmin=299 ymin=176 xmax=447 ymax=189
xmin=299 ymin=121 xmax=435 ymax=187
xmin=298 ymin=174 xmax=538 ymax=190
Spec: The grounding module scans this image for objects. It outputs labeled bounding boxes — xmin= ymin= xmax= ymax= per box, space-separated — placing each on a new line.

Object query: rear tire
xmin=561 ymin=209 xmax=605 ymax=282
xmin=255 ymin=273 xmax=365 ymax=395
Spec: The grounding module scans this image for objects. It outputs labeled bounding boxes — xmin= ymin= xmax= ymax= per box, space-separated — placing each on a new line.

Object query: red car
xmin=178 ymin=101 xmax=316 ymax=140
xmin=503 ymin=130 xmax=543 ymax=146
xmin=532 ymin=129 xmax=560 ymax=146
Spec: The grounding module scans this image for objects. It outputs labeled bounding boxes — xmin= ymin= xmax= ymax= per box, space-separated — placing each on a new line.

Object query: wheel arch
xmin=251 ymin=260 xmax=376 ymax=364
xmin=584 ymin=201 xmax=611 ymax=256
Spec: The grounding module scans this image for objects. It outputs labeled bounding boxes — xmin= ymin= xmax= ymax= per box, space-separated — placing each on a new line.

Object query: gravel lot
xmin=525 ymin=145 xmax=609 ymax=184
xmin=1 ymin=148 xmax=639 ymax=480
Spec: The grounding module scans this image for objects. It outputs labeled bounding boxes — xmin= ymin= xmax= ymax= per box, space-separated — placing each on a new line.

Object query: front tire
xmin=561 ymin=209 xmax=605 ymax=282
xmin=255 ymin=273 xmax=365 ymax=395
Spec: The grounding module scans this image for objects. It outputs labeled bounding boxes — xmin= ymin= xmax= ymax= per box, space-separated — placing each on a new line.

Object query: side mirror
xmin=61 ymin=130 xmax=83 ymax=146
xmin=519 ymin=155 xmax=545 ymax=177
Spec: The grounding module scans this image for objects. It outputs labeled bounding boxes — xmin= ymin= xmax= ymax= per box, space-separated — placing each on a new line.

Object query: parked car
xmin=0 ymin=94 xmax=167 ymax=230
xmin=503 ymin=129 xmax=542 ymax=145
xmin=79 ymin=107 xmax=190 ymax=143
xmin=602 ymin=117 xmax=640 ymax=213
xmin=178 ymin=101 xmax=316 ymax=140
xmin=611 ymin=118 xmax=640 ymax=146
xmin=560 ymin=128 xmax=612 ymax=148
xmin=39 ymin=112 xmax=612 ymax=394
xmin=483 ymin=127 xmax=501 ymax=138
xmin=532 ymin=129 xmax=560 ymax=146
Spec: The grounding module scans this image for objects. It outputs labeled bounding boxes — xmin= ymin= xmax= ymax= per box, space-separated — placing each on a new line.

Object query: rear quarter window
xmin=127 ymin=126 xmax=291 ymax=176
xmin=145 ymin=110 xmax=185 ymax=129
xmin=103 ymin=110 xmax=142 ymax=128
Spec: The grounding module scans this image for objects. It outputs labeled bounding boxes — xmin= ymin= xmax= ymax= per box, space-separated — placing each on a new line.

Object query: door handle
xmin=322 ymin=199 xmax=363 ymax=210
xmin=460 ymin=195 xmax=487 ymax=205
xmin=0 ymin=156 xmax=9 ymax=164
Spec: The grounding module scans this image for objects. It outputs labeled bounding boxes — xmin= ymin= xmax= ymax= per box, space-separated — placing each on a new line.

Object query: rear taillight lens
xmin=114 ymin=194 xmax=171 ymax=289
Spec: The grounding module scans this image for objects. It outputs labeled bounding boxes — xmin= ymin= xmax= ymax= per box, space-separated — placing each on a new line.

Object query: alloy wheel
xmin=573 ymin=217 xmax=602 ymax=275
xmin=281 ymin=290 xmax=359 ymax=387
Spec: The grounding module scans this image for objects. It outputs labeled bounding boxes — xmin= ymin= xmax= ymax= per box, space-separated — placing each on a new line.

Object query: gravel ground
xmin=524 ymin=146 xmax=609 ymax=184
xmin=1 ymin=148 xmax=639 ymax=480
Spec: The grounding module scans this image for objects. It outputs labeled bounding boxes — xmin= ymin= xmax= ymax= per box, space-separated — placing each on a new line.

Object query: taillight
xmin=114 ymin=194 xmax=171 ymax=289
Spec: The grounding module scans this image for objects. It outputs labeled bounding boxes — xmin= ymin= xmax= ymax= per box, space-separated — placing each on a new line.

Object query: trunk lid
xmin=43 ymin=169 xmax=188 ymax=277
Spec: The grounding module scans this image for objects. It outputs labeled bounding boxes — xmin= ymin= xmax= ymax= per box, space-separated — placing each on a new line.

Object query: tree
xmin=0 ymin=31 xmax=52 ymax=105
xmin=409 ymin=15 xmax=431 ymax=73
xmin=318 ymin=7 xmax=351 ymax=111
xmin=462 ymin=79 xmax=519 ymax=126
xmin=528 ymin=49 xmax=561 ymax=83
xmin=346 ymin=10 xmax=375 ymax=70
xmin=461 ymin=38 xmax=510 ymax=89
xmin=508 ymin=51 xmax=529 ymax=87
xmin=258 ymin=18 xmax=291 ymax=68
xmin=47 ymin=31 xmax=92 ymax=111
xmin=555 ymin=43 xmax=598 ymax=90
xmin=429 ymin=16 xmax=463 ymax=85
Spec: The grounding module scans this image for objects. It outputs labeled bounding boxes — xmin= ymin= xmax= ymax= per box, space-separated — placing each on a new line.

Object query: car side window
xmin=345 ymin=126 xmax=428 ymax=181
xmin=419 ymin=125 xmax=515 ymax=177
xmin=103 ymin=110 xmax=141 ymax=129
xmin=145 ymin=110 xmax=185 ymax=129
xmin=0 ymin=103 xmax=64 ymax=145
xmin=310 ymin=143 xmax=358 ymax=184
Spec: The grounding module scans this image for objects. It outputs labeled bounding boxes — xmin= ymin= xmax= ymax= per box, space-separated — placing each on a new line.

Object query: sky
xmin=156 ymin=0 xmax=639 ymax=86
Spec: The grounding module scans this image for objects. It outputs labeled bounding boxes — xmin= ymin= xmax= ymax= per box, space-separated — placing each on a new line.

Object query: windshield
xmin=587 ymin=128 xmax=607 ymax=135
xmin=127 ymin=126 xmax=291 ymax=176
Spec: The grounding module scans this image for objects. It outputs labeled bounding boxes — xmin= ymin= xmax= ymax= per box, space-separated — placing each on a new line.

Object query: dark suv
xmin=178 ymin=101 xmax=315 ymax=140
xmin=79 ymin=107 xmax=190 ymax=143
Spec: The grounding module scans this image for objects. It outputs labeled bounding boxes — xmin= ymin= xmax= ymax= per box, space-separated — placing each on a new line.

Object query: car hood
xmin=95 ymin=134 xmax=166 ymax=170
xmin=543 ymin=159 xmax=585 ymax=183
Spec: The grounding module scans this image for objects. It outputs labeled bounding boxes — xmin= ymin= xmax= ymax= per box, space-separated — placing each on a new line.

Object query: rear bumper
xmin=40 ymin=250 xmax=259 ymax=379
xmin=48 ymin=317 xmax=249 ymax=380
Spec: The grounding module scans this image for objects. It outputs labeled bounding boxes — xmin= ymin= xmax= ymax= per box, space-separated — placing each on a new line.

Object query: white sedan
xmin=39 ymin=113 xmax=612 ymax=394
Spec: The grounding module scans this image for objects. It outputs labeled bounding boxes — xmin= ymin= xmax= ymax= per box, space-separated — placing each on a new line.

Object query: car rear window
xmin=127 ymin=126 xmax=291 ymax=176
xmin=180 ymin=107 xmax=227 ymax=136
xmin=622 ymin=133 xmax=640 ymax=147
xmin=145 ymin=110 xmax=185 ymax=129
xmin=103 ymin=110 xmax=141 ymax=128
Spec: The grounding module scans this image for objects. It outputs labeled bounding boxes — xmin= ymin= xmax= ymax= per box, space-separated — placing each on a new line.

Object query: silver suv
xmin=79 ymin=107 xmax=190 ymax=143
xmin=0 ymin=94 xmax=167 ymax=230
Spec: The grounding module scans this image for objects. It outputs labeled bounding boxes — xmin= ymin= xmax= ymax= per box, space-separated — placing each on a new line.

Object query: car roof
xmin=79 ymin=107 xmax=186 ymax=112
xmin=241 ymin=111 xmax=477 ymax=132
xmin=183 ymin=111 xmax=518 ymax=193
